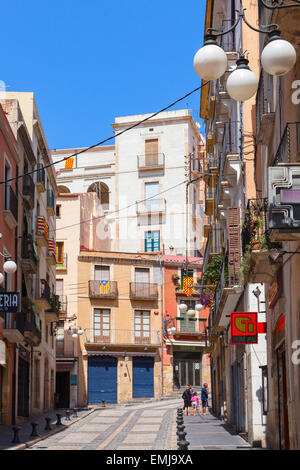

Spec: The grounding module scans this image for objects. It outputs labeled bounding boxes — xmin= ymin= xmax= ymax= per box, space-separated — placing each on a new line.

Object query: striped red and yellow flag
xmin=99 ymin=281 xmax=110 ymax=294
xmin=183 ymin=277 xmax=194 ymax=297
xmin=64 ymin=157 xmax=74 ymax=169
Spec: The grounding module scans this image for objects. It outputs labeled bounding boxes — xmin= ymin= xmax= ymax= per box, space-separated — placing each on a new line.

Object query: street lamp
xmin=193 ymin=4 xmax=299 ymax=100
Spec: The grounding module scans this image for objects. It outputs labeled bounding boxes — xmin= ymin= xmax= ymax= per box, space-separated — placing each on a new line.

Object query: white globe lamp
xmin=226 ymin=56 xmax=258 ymax=101
xmin=3 ymin=259 xmax=17 ymax=274
xmin=193 ymin=35 xmax=228 ymax=81
xmin=179 ymin=303 xmax=188 ymax=313
xmin=77 ymin=327 xmax=83 ymax=335
xmin=195 ymin=303 xmax=204 ymax=311
xmin=261 ymin=30 xmax=296 ymax=77
xmin=187 ymin=309 xmax=196 ymax=318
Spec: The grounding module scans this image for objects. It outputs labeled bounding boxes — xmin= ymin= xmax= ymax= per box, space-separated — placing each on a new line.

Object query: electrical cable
xmin=0 ymin=82 xmax=209 ymax=186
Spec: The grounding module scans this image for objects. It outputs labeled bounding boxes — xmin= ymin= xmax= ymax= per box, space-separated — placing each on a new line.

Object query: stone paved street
xmin=26 ymin=399 xmax=180 ymax=451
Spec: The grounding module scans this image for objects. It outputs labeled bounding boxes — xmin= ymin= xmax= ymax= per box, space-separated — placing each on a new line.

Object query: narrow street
xmin=24 ymin=398 xmax=253 ymax=451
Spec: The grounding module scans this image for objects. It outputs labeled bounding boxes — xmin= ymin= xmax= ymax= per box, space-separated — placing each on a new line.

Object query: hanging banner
xmin=183 ymin=277 xmax=194 ymax=296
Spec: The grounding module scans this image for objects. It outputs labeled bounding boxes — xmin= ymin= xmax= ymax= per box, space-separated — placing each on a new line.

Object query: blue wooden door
xmin=88 ymin=356 xmax=117 ymax=403
xmin=133 ymin=357 xmax=154 ymax=398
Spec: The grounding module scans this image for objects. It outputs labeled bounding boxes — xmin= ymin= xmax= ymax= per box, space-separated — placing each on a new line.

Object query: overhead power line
xmin=0 ymin=82 xmax=209 ymax=186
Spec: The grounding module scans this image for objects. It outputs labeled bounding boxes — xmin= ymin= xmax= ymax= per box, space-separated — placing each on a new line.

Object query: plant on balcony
xmin=48 ymin=294 xmax=61 ymax=313
xmin=239 ymin=245 xmax=252 ymax=285
xmin=201 ymin=254 xmax=224 ymax=286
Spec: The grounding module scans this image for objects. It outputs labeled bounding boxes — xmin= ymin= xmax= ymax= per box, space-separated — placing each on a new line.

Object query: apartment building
xmin=0 ymin=93 xmax=58 ymax=424
xmin=199 ymin=0 xmax=269 ymax=447
xmin=254 ymin=4 xmax=300 ymax=450
xmin=51 ymin=109 xmax=206 ymax=404
xmin=162 ymin=254 xmax=210 ymax=395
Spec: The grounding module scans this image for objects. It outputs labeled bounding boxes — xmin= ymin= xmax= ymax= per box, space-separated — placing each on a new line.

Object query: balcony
xmin=256 ymin=72 xmax=275 ymax=145
xmin=129 ymin=282 xmax=158 ymax=300
xmin=24 ymin=309 xmax=41 ymax=346
xmin=174 ymin=319 xmax=207 ymax=341
xmin=2 ymin=312 xmax=25 ymax=343
xmin=23 ymin=174 xmax=35 ymax=209
xmin=212 ymin=259 xmax=243 ymax=330
xmin=274 ymin=122 xmax=300 ymax=165
xmin=204 ymin=185 xmax=216 ymax=216
xmin=21 ymin=236 xmax=38 ymax=273
xmin=56 ymin=253 xmax=67 ymax=271
xmin=137 ymin=153 xmax=165 ymax=171
xmin=47 ymin=189 xmax=55 ymax=217
xmin=58 ymin=295 xmax=67 ymax=314
xmin=3 ymin=185 xmax=18 ymax=229
xmin=36 ymin=216 xmax=49 ymax=247
xmin=136 ymin=198 xmax=166 ymax=216
xmin=242 ymin=198 xmax=282 ymax=283
xmin=34 ymin=279 xmax=51 ymax=312
xmin=56 ymin=335 xmax=75 ymax=358
xmin=46 ymin=239 xmax=56 ymax=267
xmin=84 ymin=329 xmax=161 ymax=346
xmin=89 ymin=280 xmax=118 ymax=299
xmin=45 ymin=294 xmax=60 ymax=322
xmin=36 ymin=164 xmax=46 ymax=193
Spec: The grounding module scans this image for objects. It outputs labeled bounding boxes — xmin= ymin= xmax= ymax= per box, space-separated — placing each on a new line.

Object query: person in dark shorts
xmin=182 ymin=385 xmax=192 ymax=416
xmin=201 ymin=383 xmax=208 ymax=415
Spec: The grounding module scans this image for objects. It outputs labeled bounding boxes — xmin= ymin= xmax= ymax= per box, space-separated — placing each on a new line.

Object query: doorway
xmin=173 ymin=359 xmax=201 ymax=387
xmin=56 ymin=371 xmax=70 ymax=408
xmin=277 ymin=345 xmax=290 ymax=450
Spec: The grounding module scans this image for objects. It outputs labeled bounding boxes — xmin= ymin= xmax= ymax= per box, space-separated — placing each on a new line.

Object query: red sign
xmin=230 ymin=312 xmax=258 ymax=345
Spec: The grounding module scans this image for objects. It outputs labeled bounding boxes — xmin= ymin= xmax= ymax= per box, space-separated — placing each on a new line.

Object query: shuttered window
xmin=145 ymin=139 xmax=158 ymax=166
xmin=145 ymin=231 xmax=160 ymax=252
xmin=94 ymin=266 xmax=110 ymax=281
xmin=227 ymin=207 xmax=240 ymax=286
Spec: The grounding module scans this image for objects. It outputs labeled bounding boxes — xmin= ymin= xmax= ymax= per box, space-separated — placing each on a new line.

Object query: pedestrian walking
xmin=201 ymin=383 xmax=209 ymax=415
xmin=182 ymin=385 xmax=192 ymax=416
xmin=190 ymin=392 xmax=200 ymax=416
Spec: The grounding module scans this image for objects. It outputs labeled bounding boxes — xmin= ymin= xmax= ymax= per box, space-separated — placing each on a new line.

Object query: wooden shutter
xmin=145 ymin=139 xmax=158 ymax=166
xmin=227 ymin=207 xmax=240 ymax=286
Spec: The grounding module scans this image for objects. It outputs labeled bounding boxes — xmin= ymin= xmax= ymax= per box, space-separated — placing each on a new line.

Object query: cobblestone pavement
xmin=26 ymin=398 xmax=182 ymax=451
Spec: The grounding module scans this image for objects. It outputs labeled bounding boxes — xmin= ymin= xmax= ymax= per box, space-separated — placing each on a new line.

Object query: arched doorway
xmin=87 ymin=182 xmax=109 ymax=210
xmin=57 ymin=185 xmax=71 ymax=194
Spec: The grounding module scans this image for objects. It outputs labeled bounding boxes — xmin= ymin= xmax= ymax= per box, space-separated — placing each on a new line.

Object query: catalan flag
xmin=64 ymin=157 xmax=74 ymax=169
xmin=99 ymin=280 xmax=110 ymax=295
xmin=183 ymin=277 xmax=194 ymax=297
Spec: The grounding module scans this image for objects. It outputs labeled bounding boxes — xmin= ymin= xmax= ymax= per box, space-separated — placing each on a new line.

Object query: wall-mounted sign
xmin=0 ymin=292 xmax=20 ymax=313
xmin=268 ymin=268 xmax=283 ymax=309
xmin=230 ymin=312 xmax=258 ymax=345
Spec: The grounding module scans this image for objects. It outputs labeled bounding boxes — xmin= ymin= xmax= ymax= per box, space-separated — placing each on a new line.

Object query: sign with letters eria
xmin=230 ymin=312 xmax=258 ymax=345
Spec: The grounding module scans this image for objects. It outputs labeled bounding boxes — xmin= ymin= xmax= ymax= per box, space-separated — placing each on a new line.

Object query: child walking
xmin=190 ymin=391 xmax=200 ymax=416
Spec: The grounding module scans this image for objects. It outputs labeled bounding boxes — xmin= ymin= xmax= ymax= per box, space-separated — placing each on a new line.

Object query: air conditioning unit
xmin=268 ymin=166 xmax=300 ymax=241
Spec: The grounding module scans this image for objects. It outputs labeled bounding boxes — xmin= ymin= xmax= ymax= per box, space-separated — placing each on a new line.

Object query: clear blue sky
xmin=2 ymin=0 xmax=205 ymax=149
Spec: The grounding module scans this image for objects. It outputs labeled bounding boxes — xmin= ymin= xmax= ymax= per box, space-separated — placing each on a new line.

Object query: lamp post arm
xmin=207 ymin=14 xmax=242 ymax=37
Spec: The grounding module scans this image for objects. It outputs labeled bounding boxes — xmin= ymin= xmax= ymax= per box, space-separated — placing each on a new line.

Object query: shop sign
xmin=0 ymin=292 xmax=20 ymax=312
xmin=268 ymin=268 xmax=283 ymax=309
xmin=230 ymin=312 xmax=258 ymax=344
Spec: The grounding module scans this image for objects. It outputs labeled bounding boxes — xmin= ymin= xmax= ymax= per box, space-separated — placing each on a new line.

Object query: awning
xmin=56 ymin=361 xmax=75 ymax=367
xmin=83 ymin=350 xmax=158 ymax=357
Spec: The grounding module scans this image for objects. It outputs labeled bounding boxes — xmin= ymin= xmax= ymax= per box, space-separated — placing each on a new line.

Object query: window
xmin=145 ymin=231 xmax=160 ymax=252
xmin=56 ymin=242 xmax=64 ymax=265
xmin=135 ymin=311 xmax=150 ymax=343
xmin=56 ymin=205 xmax=61 ymax=218
xmin=94 ymin=265 xmax=110 ymax=281
xmin=56 ymin=279 xmax=64 ymax=305
xmin=145 ymin=182 xmax=159 ymax=212
xmin=145 ymin=139 xmax=158 ymax=166
xmin=178 ymin=300 xmax=196 ymax=332
xmin=94 ymin=309 xmax=110 ymax=341
xmin=135 ymin=268 xmax=150 ymax=283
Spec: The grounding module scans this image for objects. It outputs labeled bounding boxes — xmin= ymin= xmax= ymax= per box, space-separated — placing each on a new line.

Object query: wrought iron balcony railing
xmin=56 ymin=253 xmax=68 ymax=269
xmin=23 ymin=173 xmax=35 ymax=205
xmin=136 ymin=198 xmax=166 ymax=215
xmin=84 ymin=329 xmax=161 ymax=346
xmin=274 ymin=122 xmax=300 ymax=165
xmin=137 ymin=153 xmax=165 ymax=170
xmin=129 ymin=282 xmax=158 ymax=300
xmin=56 ymin=336 xmax=75 ymax=357
xmin=89 ymin=280 xmax=118 ymax=299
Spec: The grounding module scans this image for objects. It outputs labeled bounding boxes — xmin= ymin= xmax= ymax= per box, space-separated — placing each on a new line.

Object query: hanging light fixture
xmin=187 ymin=309 xmax=196 ymax=318
xmin=179 ymin=303 xmax=188 ymax=313
xmin=261 ymin=30 xmax=296 ymax=76
xmin=195 ymin=303 xmax=204 ymax=311
xmin=193 ymin=35 xmax=228 ymax=81
xmin=3 ymin=258 xmax=17 ymax=274
xmin=226 ymin=55 xmax=259 ymax=101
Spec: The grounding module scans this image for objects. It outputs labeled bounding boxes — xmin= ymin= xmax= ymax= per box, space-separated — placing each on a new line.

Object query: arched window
xmin=87 ymin=182 xmax=109 ymax=209
xmin=57 ymin=185 xmax=71 ymax=194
